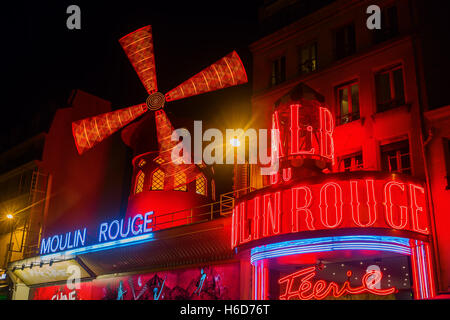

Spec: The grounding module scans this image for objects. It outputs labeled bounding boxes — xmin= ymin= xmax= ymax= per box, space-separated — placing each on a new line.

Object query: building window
xmin=134 ymin=171 xmax=145 ymax=194
xmin=270 ymin=56 xmax=286 ymax=87
xmin=373 ymin=5 xmax=399 ymax=44
xmin=298 ymin=42 xmax=317 ymax=75
xmin=336 ymin=81 xmax=360 ymax=125
xmin=335 ymin=23 xmax=356 ymax=60
xmin=338 ymin=152 xmax=363 ymax=172
xmin=154 ymin=157 xmax=164 ymax=164
xmin=381 ymin=140 xmax=411 ymax=174
xmin=151 ymin=169 xmax=165 ymax=190
xmin=174 ymin=172 xmax=187 ymax=191
xmin=375 ymin=65 xmax=405 ymax=112
xmin=196 ymin=174 xmax=207 ymax=196
xmin=138 ymin=159 xmax=146 ymax=167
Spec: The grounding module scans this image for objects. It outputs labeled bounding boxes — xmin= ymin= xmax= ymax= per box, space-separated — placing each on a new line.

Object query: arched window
xmin=138 ymin=159 xmax=146 ymax=167
xmin=134 ymin=171 xmax=145 ymax=194
xmin=174 ymin=172 xmax=187 ymax=191
xmin=196 ymin=174 xmax=207 ymax=196
xmin=151 ymin=169 xmax=165 ymax=190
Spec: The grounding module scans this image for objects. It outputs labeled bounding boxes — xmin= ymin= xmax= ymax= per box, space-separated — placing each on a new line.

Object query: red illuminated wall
xmin=41 ymin=90 xmax=128 ymax=238
xmin=245 ymin=0 xmax=450 ymax=297
xmin=30 ymin=263 xmax=240 ymax=300
xmin=424 ymin=106 xmax=450 ymax=292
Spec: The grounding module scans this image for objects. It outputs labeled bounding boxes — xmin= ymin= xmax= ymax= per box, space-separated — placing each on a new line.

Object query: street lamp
xmin=230 ymin=137 xmax=240 ymax=148
xmin=6 ymin=213 xmax=13 ymax=220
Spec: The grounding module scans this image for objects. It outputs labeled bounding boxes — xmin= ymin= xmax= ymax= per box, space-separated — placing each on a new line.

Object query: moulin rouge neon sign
xmin=278 ymin=266 xmax=396 ymax=300
xmin=272 ymin=101 xmax=335 ymax=164
xmin=231 ymin=173 xmax=429 ymax=248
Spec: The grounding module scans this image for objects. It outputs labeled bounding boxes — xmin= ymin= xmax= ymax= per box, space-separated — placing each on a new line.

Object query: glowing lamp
xmin=6 ymin=213 xmax=13 ymax=219
xmin=230 ymin=138 xmax=240 ymax=147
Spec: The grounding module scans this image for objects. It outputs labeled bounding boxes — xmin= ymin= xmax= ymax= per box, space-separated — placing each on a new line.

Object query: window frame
xmin=373 ymin=5 xmax=399 ymax=44
xmin=134 ymin=170 xmax=145 ymax=195
xmin=195 ymin=174 xmax=207 ymax=196
xmin=375 ymin=64 xmax=406 ymax=112
xmin=334 ymin=23 xmax=356 ymax=60
xmin=151 ymin=168 xmax=165 ymax=191
xmin=337 ymin=152 xmax=364 ymax=172
xmin=380 ymin=139 xmax=411 ymax=174
xmin=270 ymin=55 xmax=286 ymax=87
xmin=297 ymin=41 xmax=318 ymax=76
xmin=173 ymin=171 xmax=187 ymax=192
xmin=335 ymin=80 xmax=360 ymax=125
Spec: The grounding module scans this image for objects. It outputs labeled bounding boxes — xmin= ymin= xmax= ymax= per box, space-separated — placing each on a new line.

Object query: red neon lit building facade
xmin=232 ymin=0 xmax=448 ymax=300
xmin=5 ymin=0 xmax=450 ymax=301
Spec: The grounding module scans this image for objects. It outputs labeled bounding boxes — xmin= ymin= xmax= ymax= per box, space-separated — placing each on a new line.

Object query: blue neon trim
xmin=41 ymin=232 xmax=154 ymax=259
xmin=250 ymin=235 xmax=412 ymax=265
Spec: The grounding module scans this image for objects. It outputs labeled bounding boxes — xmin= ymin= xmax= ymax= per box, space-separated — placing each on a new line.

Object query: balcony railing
xmin=146 ymin=187 xmax=255 ymax=232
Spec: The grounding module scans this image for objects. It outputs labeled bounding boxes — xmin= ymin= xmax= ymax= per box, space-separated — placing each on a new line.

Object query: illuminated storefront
xmin=231 ymin=89 xmax=436 ymax=300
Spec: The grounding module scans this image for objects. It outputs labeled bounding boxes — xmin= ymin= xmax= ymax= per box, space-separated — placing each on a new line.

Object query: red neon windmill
xmin=71 ymin=25 xmax=247 ymax=188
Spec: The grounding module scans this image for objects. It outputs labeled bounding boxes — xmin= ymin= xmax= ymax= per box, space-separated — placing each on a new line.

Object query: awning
xmin=10 ymin=216 xmax=234 ymax=285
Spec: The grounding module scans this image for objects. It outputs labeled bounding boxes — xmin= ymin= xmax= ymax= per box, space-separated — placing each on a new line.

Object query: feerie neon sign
xmin=278 ymin=266 xmax=396 ymax=300
xmin=231 ymin=174 xmax=429 ymax=248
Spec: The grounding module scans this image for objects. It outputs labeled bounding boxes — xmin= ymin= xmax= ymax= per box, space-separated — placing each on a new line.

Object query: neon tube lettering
xmin=253 ymin=196 xmax=261 ymax=240
xmin=384 ymin=181 xmax=408 ymax=229
xmin=409 ymin=184 xmax=428 ymax=234
xmin=350 ymin=179 xmax=377 ymax=227
xmin=263 ymin=192 xmax=281 ymax=236
xmin=319 ymin=107 xmax=334 ymax=161
xmin=290 ymin=104 xmax=315 ymax=155
xmin=240 ymin=202 xmax=251 ymax=243
xmin=272 ymin=111 xmax=285 ymax=157
xmin=319 ymin=182 xmax=343 ymax=228
xmin=278 ymin=266 xmax=396 ymax=300
xmin=291 ymin=186 xmax=314 ymax=232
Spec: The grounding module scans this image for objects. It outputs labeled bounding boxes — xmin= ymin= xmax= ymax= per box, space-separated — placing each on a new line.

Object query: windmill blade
xmin=72 ymin=103 xmax=147 ymax=154
xmin=154 ymin=110 xmax=199 ymax=190
xmin=119 ymin=26 xmax=158 ymax=94
xmin=165 ymin=51 xmax=247 ymax=102
xmin=154 ymin=109 xmax=187 ymax=163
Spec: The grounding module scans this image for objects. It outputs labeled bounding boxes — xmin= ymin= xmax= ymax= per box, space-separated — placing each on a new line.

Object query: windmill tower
xmin=71 ymin=26 xmax=248 ymax=230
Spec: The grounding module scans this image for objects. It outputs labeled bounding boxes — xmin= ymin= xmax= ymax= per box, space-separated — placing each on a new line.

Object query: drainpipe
xmin=409 ymin=0 xmax=443 ymax=294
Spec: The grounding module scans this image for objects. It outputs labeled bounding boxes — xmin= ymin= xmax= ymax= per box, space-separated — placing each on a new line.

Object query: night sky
xmin=2 ymin=0 xmax=264 ymax=195
xmin=2 ymin=1 xmax=263 ymax=152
